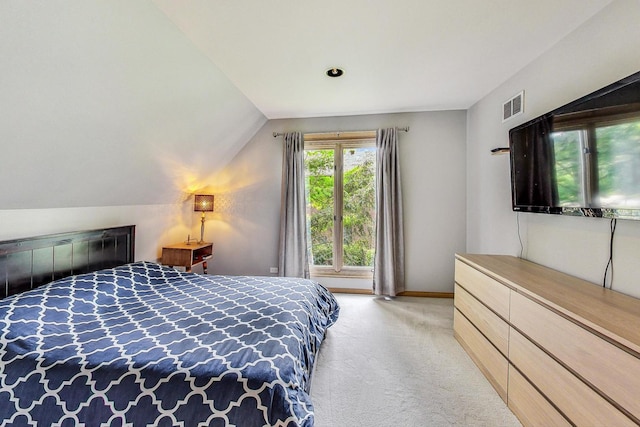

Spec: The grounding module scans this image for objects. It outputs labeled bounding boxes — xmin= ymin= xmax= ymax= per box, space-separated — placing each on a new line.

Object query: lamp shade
xmin=194 ymin=194 xmax=214 ymax=212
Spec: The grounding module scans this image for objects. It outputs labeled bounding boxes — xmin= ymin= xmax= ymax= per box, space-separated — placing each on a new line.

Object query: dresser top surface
xmin=456 ymin=253 xmax=640 ymax=354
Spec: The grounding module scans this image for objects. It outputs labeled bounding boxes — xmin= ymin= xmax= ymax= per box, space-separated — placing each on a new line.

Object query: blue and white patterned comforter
xmin=0 ymin=262 xmax=339 ymax=426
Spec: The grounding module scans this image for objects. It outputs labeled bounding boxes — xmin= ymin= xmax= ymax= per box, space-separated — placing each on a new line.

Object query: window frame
xmin=304 ymin=131 xmax=376 ymax=278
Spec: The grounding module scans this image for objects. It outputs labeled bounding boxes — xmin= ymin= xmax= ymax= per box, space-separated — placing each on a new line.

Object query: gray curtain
xmin=374 ymin=128 xmax=405 ymax=296
xmin=278 ymin=132 xmax=310 ymax=278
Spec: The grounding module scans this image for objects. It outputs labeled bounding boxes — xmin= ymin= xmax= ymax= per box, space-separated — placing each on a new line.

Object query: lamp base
xmin=199 ymin=212 xmax=206 ymax=243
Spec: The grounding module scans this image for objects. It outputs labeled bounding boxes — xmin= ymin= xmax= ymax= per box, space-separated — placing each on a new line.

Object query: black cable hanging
xmin=602 ymin=218 xmax=617 ymax=288
xmin=516 ymin=212 xmax=524 ymax=259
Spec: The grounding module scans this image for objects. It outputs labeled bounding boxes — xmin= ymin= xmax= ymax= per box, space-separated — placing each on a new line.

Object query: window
xmin=304 ymin=132 xmax=376 ymax=277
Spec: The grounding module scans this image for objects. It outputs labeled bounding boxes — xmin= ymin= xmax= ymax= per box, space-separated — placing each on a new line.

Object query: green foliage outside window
xmin=306 ymin=150 xmax=334 ymax=266
xmin=343 ymin=150 xmax=375 ymax=267
xmin=305 ymin=147 xmax=375 ymax=268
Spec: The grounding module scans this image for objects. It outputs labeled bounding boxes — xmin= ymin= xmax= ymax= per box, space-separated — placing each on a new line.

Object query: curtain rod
xmin=272 ymin=126 xmax=409 ymax=138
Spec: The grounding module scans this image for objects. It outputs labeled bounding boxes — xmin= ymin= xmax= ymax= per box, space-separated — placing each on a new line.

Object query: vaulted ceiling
xmin=0 ymin=1 xmax=616 ymax=209
xmin=153 ymin=0 xmax=613 ymax=119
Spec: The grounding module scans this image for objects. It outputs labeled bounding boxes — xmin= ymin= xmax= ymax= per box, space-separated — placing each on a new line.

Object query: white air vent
xmin=502 ymin=91 xmax=524 ymax=122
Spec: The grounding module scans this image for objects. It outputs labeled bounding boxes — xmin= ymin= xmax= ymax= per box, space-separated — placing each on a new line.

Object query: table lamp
xmin=194 ymin=194 xmax=214 ymax=243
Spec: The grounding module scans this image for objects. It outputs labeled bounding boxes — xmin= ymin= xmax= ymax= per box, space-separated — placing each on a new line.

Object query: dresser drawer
xmin=511 ymin=291 xmax=640 ymax=420
xmin=455 ymin=259 xmax=510 ymax=320
xmin=509 ymin=328 xmax=635 ymax=426
xmin=508 ymin=364 xmax=571 ymax=427
xmin=454 ymin=283 xmax=509 ymax=356
xmin=454 ymin=308 xmax=508 ymax=401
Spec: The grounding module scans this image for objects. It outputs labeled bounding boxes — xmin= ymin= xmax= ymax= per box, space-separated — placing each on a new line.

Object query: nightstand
xmin=161 ymin=242 xmax=213 ymax=273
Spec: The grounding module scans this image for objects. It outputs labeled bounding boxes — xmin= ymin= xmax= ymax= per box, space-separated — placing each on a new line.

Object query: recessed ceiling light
xmin=326 ymin=68 xmax=344 ymax=78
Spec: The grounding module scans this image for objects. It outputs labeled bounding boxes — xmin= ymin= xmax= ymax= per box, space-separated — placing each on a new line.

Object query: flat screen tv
xmin=509 ymin=71 xmax=640 ymax=220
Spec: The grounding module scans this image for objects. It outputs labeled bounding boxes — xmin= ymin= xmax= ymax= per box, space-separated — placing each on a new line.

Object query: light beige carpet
xmin=310 ymin=294 xmax=521 ymax=427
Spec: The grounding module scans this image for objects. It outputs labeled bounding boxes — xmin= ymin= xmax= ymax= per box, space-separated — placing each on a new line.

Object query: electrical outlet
xmin=269 ymin=267 xmax=278 ymax=274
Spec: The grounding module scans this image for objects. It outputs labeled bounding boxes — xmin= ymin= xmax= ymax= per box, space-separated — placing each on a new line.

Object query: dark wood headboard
xmin=0 ymin=225 xmax=135 ymax=299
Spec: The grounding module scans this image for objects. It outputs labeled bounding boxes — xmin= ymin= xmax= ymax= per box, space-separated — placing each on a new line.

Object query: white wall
xmin=466 ymin=0 xmax=640 ymax=297
xmin=203 ymin=111 xmax=467 ymax=293
xmin=0 ymin=1 xmax=265 ymax=210
xmin=0 ymin=204 xmax=192 ymax=262
xmin=0 ymin=2 xmax=266 ymax=259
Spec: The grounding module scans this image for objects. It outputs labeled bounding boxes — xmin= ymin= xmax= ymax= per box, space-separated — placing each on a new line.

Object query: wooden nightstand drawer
xmin=161 ymin=242 xmax=213 ymax=273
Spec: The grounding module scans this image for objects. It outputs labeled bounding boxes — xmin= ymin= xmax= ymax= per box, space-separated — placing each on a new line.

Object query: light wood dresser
xmin=454 ymin=253 xmax=640 ymax=426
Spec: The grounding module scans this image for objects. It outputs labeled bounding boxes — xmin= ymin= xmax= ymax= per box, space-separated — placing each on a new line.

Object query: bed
xmin=0 ymin=226 xmax=339 ymax=426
